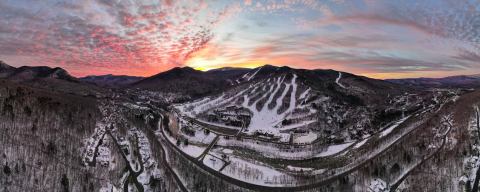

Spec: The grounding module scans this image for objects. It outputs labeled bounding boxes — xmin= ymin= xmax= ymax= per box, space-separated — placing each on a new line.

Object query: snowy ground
xmin=180 ymin=145 xmax=206 ymax=158
xmin=203 ymin=154 xmax=226 ymax=171
xmin=163 ymin=127 xmax=207 ymax=158
xmin=175 ymin=73 xmax=320 ymax=142
xmin=292 ymin=132 xmax=318 ymax=144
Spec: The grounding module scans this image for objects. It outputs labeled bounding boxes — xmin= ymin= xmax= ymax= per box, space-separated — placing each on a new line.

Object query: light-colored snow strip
xmin=222 ymin=149 xmax=234 ymax=154
xmin=335 ymin=72 xmax=346 ymax=89
xmin=380 ymin=115 xmax=411 ymax=137
xmin=287 ymin=74 xmax=298 ymax=113
xmin=315 ymin=142 xmax=354 ymax=157
xmin=278 ymin=120 xmax=316 ymax=131
xmin=218 ymin=154 xmax=293 ymax=185
xmin=354 ymin=138 xmax=369 ymax=148
xmin=299 ymin=88 xmax=310 ymax=100
xmin=246 ymin=67 xmax=261 ymax=81
xmin=286 ymin=165 xmax=314 ymax=172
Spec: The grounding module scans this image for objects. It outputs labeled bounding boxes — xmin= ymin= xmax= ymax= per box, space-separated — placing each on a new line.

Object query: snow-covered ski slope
xmin=176 ymin=72 xmax=317 ymax=138
xmin=175 ymin=65 xmax=416 ymax=143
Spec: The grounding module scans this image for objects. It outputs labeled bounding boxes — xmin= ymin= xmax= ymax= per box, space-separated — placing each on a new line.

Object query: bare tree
xmin=471 ymin=106 xmax=480 ymax=192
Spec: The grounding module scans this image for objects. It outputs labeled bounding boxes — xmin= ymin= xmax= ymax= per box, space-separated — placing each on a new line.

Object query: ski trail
xmin=336 ymin=72 xmax=346 ymax=89
xmin=287 ymin=74 xmax=298 ymax=113
xmin=264 ymin=76 xmax=285 ymax=111
xmin=245 ymin=67 xmax=261 ymax=81
xmin=299 ymin=88 xmax=310 ymax=100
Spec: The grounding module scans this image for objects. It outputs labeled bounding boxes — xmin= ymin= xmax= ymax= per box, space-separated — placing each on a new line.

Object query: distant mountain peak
xmin=208 ymin=67 xmax=249 ymax=72
xmin=0 ymin=60 xmax=15 ymax=78
xmin=0 ymin=60 xmax=14 ymax=70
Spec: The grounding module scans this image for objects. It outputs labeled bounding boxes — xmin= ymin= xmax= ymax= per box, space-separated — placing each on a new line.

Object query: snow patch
xmin=369 ymin=178 xmax=389 ymax=192
xmin=292 ymin=132 xmax=318 ymax=144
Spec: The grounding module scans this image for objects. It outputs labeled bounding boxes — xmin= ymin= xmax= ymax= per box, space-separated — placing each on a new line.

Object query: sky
xmin=0 ymin=0 xmax=479 ymax=79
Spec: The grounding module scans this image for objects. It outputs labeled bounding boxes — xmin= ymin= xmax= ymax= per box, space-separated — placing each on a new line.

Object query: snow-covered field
xmin=203 ymin=154 xmax=226 ymax=171
xmin=241 ymin=75 xmax=298 ymax=137
xmin=204 ymin=151 xmax=297 ymax=186
xmin=180 ymin=145 xmax=206 ymax=158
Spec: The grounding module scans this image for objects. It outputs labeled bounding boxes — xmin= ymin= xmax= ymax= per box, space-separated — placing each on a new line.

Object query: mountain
xmin=0 ymin=60 xmax=15 ymax=78
xmin=0 ymin=61 xmax=77 ymax=82
xmin=207 ymin=67 xmax=250 ymax=72
xmin=387 ymin=75 xmax=480 ymax=88
xmin=0 ymin=61 xmax=105 ymax=96
xmin=131 ymin=66 xmax=249 ymax=98
xmin=80 ymin=74 xmax=143 ymax=88
xmin=175 ymin=65 xmax=423 ymax=143
xmin=1 ymin=63 xmax=478 ymax=192
xmin=8 ymin=66 xmax=78 ymax=82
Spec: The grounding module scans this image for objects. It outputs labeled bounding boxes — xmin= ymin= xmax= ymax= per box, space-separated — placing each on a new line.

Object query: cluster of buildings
xmin=206 ymin=105 xmax=252 ymax=127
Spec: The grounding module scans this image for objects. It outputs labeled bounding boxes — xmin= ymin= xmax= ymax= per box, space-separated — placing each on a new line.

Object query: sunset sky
xmin=0 ymin=0 xmax=479 ymax=79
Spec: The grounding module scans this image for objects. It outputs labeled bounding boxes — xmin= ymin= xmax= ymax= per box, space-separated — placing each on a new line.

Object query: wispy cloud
xmin=0 ymin=0 xmax=479 ymax=78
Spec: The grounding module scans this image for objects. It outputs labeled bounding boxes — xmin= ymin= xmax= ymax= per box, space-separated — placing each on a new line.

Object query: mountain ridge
xmin=387 ymin=74 xmax=480 ymax=88
xmin=80 ymin=74 xmax=144 ymax=88
xmin=0 ymin=61 xmax=77 ymax=82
